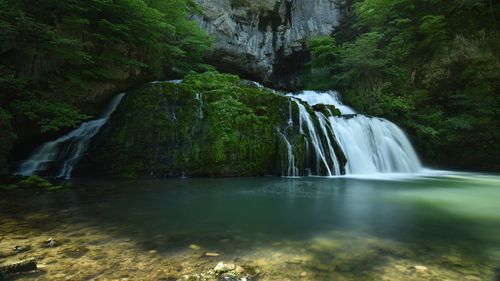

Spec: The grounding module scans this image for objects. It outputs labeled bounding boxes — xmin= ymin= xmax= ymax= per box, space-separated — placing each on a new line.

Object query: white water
xmin=195 ymin=92 xmax=204 ymax=119
xmin=289 ymin=90 xmax=356 ymax=115
xmin=329 ymin=115 xmax=421 ymax=174
xmin=288 ymin=90 xmax=422 ymax=175
xmin=295 ymin=101 xmax=337 ymax=176
xmin=277 ymin=129 xmax=299 ymax=177
xmin=16 ymin=94 xmax=125 ymax=179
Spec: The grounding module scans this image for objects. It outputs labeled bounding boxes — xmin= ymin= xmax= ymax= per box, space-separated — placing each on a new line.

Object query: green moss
xmin=0 ymin=184 xmax=18 ymax=191
xmin=75 ymin=71 xmax=346 ymax=178
xmin=17 ymin=176 xmax=66 ymax=191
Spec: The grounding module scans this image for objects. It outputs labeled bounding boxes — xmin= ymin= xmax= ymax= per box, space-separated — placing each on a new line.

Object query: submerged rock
xmin=44 ymin=237 xmax=57 ymax=248
xmin=12 ymin=245 xmax=31 ymax=253
xmin=0 ymin=258 xmax=37 ymax=276
xmin=413 ymin=265 xmax=428 ymax=272
xmin=213 ymin=262 xmax=249 ymax=281
xmin=189 ymin=244 xmax=202 ymax=251
xmin=214 ymin=262 xmax=236 ymax=274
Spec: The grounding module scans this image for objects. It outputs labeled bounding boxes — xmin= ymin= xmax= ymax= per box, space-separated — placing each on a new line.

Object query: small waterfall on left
xmin=15 ymin=93 xmax=126 ymax=179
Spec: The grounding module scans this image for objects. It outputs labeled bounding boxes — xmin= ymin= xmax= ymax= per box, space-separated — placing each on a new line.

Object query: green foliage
xmin=0 ymin=0 xmax=213 ymax=173
xmin=0 ymin=0 xmax=212 ymax=130
xmin=12 ymin=99 xmax=89 ymax=133
xmin=302 ymin=0 xmax=500 ymax=170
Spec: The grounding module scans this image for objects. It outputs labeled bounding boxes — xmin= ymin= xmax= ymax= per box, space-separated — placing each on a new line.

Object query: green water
xmin=1 ymin=173 xmax=499 ymax=280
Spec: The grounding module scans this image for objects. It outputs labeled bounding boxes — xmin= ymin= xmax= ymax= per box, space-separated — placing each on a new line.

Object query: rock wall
xmin=196 ymin=0 xmax=341 ymax=88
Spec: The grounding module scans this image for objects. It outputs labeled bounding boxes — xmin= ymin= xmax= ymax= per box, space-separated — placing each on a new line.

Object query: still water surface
xmin=1 ymin=173 xmax=499 ymax=280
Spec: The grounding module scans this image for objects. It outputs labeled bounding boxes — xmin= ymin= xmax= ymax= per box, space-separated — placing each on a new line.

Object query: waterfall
xmin=288 ymin=90 xmax=422 ymax=175
xmin=15 ymin=93 xmax=125 ymax=179
xmin=195 ymin=92 xmax=204 ymax=119
xmin=277 ymin=129 xmax=299 ymax=177
xmin=294 ymin=100 xmax=343 ymax=176
xmin=328 ymin=116 xmax=421 ymax=174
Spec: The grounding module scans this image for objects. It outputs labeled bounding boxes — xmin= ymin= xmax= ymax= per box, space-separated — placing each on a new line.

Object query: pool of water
xmin=1 ymin=173 xmax=499 ymax=280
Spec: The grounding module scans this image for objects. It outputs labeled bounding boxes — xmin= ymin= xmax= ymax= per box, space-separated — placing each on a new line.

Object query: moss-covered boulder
xmin=74 ymin=71 xmax=345 ymax=178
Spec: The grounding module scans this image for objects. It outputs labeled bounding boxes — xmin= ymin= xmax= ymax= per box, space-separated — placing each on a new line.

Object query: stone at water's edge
xmin=196 ymin=0 xmax=341 ymax=88
xmin=74 ymin=72 xmax=345 ymax=178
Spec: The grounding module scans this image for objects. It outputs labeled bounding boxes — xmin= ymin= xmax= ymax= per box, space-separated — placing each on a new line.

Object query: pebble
xmin=414 ymin=265 xmax=428 ymax=272
xmin=189 ymin=244 xmax=201 ymax=250
xmin=46 ymin=237 xmax=57 ymax=247
xmin=214 ymin=262 xmax=236 ymax=274
xmin=13 ymin=245 xmax=30 ymax=253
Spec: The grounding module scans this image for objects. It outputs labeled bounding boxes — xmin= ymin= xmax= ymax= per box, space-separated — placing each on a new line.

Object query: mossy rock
xmin=17 ymin=176 xmax=65 ymax=190
xmin=312 ymin=103 xmax=341 ymax=117
xmin=75 ymin=71 xmax=346 ymax=178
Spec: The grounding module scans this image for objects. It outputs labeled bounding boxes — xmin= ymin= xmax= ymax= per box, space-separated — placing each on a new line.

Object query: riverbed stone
xmin=214 ymin=262 xmax=236 ymax=274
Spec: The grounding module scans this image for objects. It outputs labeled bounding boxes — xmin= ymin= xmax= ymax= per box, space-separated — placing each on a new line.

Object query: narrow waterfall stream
xmin=15 ymin=94 xmax=126 ymax=179
xmin=287 ymin=90 xmax=422 ymax=176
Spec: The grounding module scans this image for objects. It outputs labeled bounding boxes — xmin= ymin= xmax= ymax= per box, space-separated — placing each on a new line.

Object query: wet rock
xmin=44 ymin=237 xmax=57 ymax=247
xmin=211 ymin=263 xmax=250 ymax=281
xmin=0 ymin=258 xmax=37 ymax=276
xmin=189 ymin=244 xmax=202 ymax=251
xmin=214 ymin=262 xmax=236 ymax=274
xmin=312 ymin=103 xmax=326 ymax=112
xmin=413 ymin=265 xmax=428 ymax=272
xmin=13 ymin=245 xmax=31 ymax=253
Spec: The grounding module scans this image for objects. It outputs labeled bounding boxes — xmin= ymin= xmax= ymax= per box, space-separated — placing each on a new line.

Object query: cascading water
xmin=294 ymin=101 xmax=342 ymax=176
xmin=195 ymin=92 xmax=204 ymax=119
xmin=15 ymin=93 xmax=126 ymax=179
xmin=288 ymin=90 xmax=422 ymax=175
xmin=277 ymin=100 xmax=299 ymax=177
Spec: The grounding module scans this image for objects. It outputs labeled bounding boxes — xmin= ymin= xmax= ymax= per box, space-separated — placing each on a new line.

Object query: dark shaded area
xmin=271 ymin=49 xmax=311 ymax=90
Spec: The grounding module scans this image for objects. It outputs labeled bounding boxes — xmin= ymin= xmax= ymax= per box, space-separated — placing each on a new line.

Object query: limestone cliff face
xmin=196 ymin=0 xmax=341 ymax=88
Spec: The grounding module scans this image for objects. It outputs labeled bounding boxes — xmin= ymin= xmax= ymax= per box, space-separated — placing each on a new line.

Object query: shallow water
xmin=1 ymin=173 xmax=499 ymax=280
